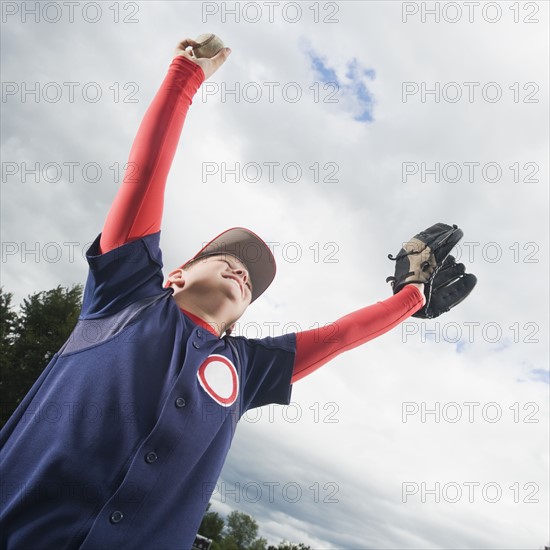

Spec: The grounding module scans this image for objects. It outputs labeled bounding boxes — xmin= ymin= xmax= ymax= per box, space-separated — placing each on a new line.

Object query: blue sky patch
xmin=455 ymin=340 xmax=468 ymax=353
xmin=307 ymin=50 xmax=376 ymax=122
xmin=530 ymin=368 xmax=549 ymax=384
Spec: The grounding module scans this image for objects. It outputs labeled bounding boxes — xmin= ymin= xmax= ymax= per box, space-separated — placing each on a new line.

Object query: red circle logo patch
xmin=197 ymin=354 xmax=239 ymax=407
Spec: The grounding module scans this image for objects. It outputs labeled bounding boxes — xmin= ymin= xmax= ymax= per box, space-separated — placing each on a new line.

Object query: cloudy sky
xmin=1 ymin=1 xmax=549 ymax=548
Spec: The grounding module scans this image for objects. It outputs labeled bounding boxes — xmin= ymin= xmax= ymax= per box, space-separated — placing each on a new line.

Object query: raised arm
xmin=99 ymin=39 xmax=230 ymax=254
xmin=291 ymin=284 xmax=425 ymax=383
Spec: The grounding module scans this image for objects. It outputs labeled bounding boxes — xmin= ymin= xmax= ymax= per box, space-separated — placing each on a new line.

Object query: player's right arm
xmin=99 ymin=39 xmax=231 ymax=254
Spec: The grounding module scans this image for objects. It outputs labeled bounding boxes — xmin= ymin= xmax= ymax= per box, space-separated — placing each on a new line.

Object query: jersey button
xmin=192 ymin=341 xmax=200 ymax=349
xmin=145 ymin=451 xmax=158 ymax=464
xmin=175 ymin=397 xmax=186 ymax=408
xmin=196 ymin=329 xmax=203 ymax=339
xmin=110 ymin=511 xmax=123 ymax=524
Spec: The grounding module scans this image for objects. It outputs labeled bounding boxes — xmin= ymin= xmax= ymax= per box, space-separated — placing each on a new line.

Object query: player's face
xmin=188 ymin=254 xmax=253 ymax=304
xmin=171 ymin=254 xmax=253 ymax=319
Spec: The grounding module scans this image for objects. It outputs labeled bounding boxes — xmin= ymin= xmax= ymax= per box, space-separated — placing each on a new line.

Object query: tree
xmin=225 ymin=510 xmax=259 ymax=549
xmin=249 ymin=537 xmax=268 ymax=549
xmin=268 ymin=543 xmax=312 ymax=550
xmin=198 ymin=503 xmax=225 ymax=542
xmin=219 ymin=535 xmax=239 ymax=550
xmin=0 ymin=288 xmax=17 ymax=362
xmin=0 ymin=284 xmax=83 ymax=426
xmin=196 ymin=503 xmax=312 ymax=550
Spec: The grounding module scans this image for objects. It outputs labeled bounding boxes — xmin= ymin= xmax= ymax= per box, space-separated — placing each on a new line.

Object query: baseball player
xmin=0 ymin=38 xmax=474 ymax=549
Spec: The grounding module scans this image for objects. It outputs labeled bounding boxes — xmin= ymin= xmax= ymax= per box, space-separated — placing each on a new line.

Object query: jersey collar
xmin=179 ymin=308 xmax=221 ymax=338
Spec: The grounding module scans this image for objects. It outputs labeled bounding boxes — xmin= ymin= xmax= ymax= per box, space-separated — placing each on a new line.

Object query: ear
xmin=166 ymin=268 xmax=186 ymax=288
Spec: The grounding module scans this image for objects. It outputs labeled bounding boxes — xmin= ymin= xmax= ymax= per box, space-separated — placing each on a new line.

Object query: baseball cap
xmin=168 ymin=227 xmax=276 ymax=303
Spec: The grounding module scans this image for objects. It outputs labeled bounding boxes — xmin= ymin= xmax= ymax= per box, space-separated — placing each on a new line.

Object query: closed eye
xmin=220 ymin=259 xmax=252 ymax=291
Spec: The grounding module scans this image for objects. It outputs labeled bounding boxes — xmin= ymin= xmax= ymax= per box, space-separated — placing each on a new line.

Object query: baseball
xmin=192 ymin=33 xmax=225 ymax=59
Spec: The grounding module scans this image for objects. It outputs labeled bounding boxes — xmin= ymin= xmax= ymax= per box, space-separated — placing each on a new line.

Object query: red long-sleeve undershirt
xmin=99 ymin=54 xmax=424 ymax=384
xmin=99 ymin=55 xmax=204 ymax=253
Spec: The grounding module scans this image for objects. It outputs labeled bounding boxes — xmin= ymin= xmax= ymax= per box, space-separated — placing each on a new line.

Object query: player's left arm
xmin=291 ymin=284 xmax=424 ymax=383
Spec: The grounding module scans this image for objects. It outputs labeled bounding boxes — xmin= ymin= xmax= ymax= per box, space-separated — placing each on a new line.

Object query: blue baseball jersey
xmin=0 ymin=232 xmax=296 ymax=549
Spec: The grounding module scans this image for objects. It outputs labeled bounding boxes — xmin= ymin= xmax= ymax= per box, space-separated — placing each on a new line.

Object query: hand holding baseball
xmin=173 ymin=35 xmax=230 ymax=80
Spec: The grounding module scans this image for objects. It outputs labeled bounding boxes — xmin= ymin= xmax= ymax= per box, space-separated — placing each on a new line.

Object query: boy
xmin=1 ymin=38 xmax=431 ymax=549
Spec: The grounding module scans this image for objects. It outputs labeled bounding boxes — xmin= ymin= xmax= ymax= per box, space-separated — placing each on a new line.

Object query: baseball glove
xmin=413 ymin=254 xmax=478 ymax=318
xmin=386 ymin=223 xmax=477 ymax=319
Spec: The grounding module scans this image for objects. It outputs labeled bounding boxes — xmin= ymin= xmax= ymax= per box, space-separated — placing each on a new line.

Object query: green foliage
xmin=0 ymin=289 xmax=17 ymax=362
xmin=197 ymin=503 xmax=309 ymax=550
xmin=219 ymin=535 xmax=239 ymax=550
xmin=0 ymin=284 xmax=83 ymax=426
xmin=198 ymin=504 xmax=225 ymax=542
xmin=267 ymin=543 xmax=312 ymax=550
xmin=225 ymin=510 xmax=259 ymax=549
xmin=248 ymin=537 xmax=268 ymax=550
